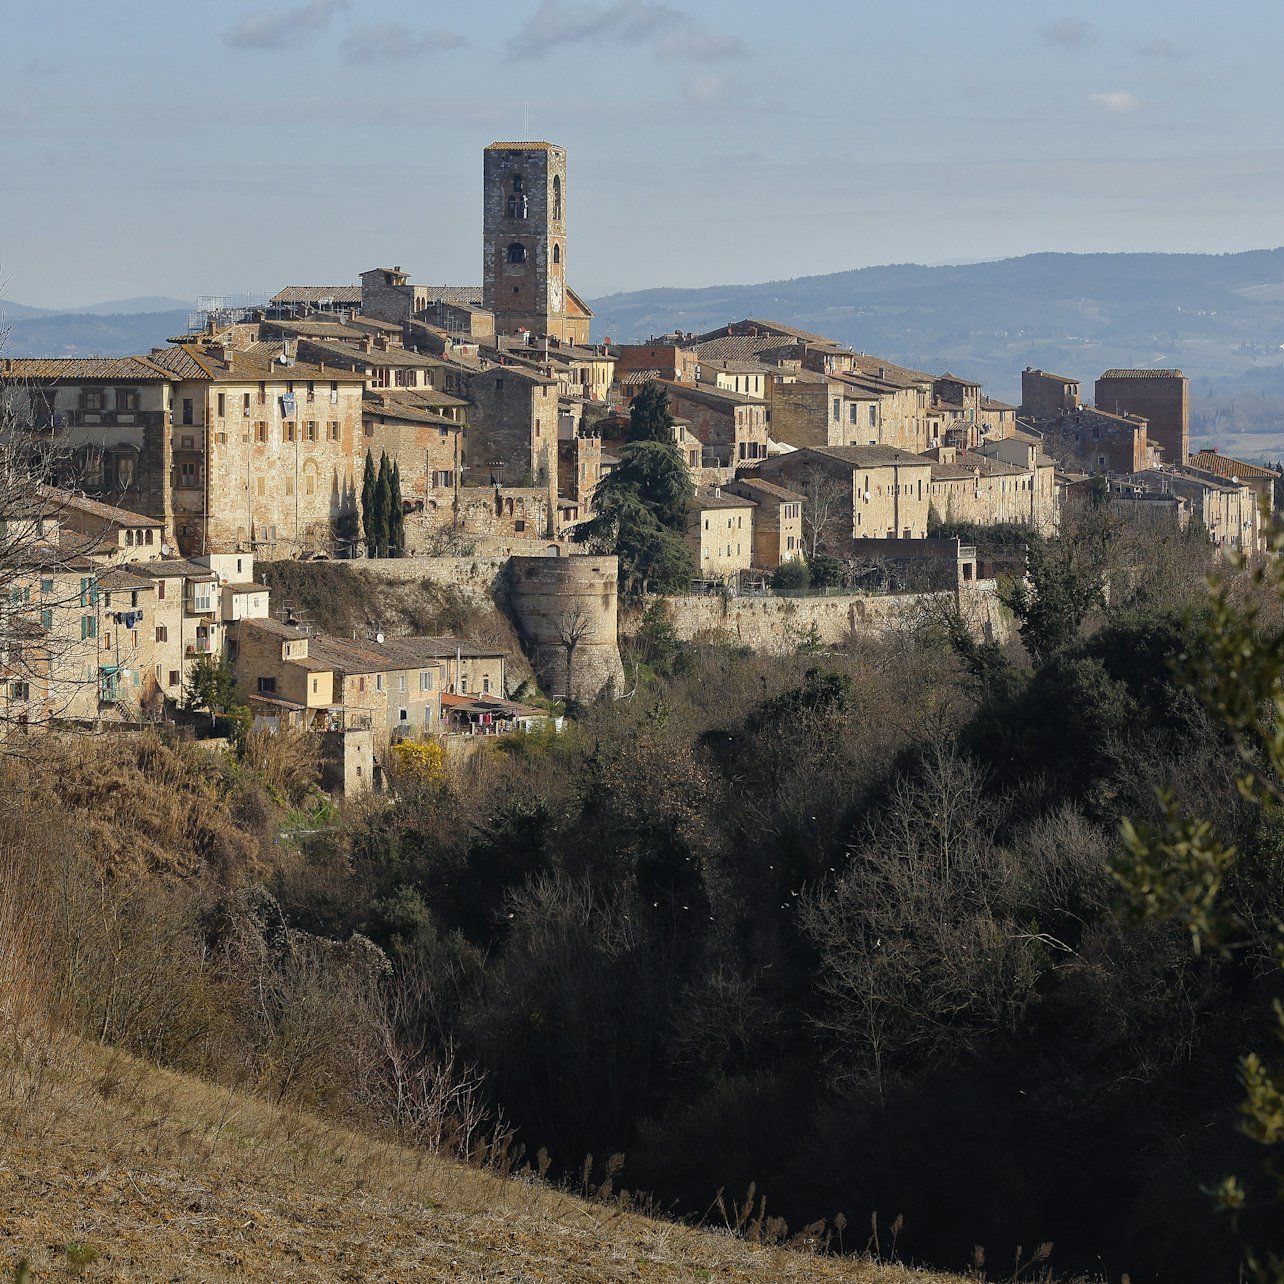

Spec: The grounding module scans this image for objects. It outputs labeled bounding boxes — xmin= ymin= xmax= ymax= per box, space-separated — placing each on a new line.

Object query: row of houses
xmin=0 ymin=487 xmax=527 ymax=791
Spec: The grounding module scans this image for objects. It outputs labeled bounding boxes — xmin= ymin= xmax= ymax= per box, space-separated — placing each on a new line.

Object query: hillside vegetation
xmin=2 ymin=506 xmax=1282 ymax=1281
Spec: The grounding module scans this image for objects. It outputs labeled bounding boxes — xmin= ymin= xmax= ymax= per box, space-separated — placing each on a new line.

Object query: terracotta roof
xmin=241 ymin=616 xmax=310 ymax=640
xmin=930 ymin=456 xmax=1027 ymax=481
xmin=419 ymin=286 xmax=484 ymax=307
xmin=271 ymin=286 xmax=362 ymax=305
xmin=1024 ymin=368 xmax=1079 ymax=383
xmin=97 ymin=568 xmax=156 ymax=591
xmin=663 ymin=382 xmax=763 ymax=409
xmin=725 ymin=477 xmax=802 ymax=503
xmin=1097 ymin=368 xmax=1186 ymax=379
xmin=485 ymin=141 xmax=560 ymax=151
xmin=135 ymin=559 xmax=216 ymax=581
xmin=1 ymin=356 xmax=175 ymax=381
xmin=1188 ymin=450 xmax=1278 ymax=480
xmin=364 ymin=394 xmax=462 ymax=429
xmin=43 ymin=487 xmax=164 ymax=528
xmin=808 ymin=445 xmax=932 ymax=468
xmin=691 ymin=486 xmax=756 ymax=511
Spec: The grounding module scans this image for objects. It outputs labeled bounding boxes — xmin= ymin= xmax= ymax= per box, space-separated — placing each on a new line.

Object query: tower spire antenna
xmin=524 ymin=100 xmax=529 ymax=140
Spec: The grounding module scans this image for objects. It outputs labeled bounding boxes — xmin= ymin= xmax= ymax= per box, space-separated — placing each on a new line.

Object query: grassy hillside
xmin=0 ymin=1031 xmax=976 ymax=1282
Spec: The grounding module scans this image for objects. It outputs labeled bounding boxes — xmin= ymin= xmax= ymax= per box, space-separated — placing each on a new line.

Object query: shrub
xmin=771 ymin=559 xmax=810 ymax=592
xmin=390 ymin=738 xmax=446 ymax=783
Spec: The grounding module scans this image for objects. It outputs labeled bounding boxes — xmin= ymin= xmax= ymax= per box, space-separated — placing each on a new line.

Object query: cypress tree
xmin=389 ymin=459 xmax=405 ymax=556
xmin=361 ymin=449 xmax=378 ymax=557
xmin=374 ymin=451 xmax=392 ymax=558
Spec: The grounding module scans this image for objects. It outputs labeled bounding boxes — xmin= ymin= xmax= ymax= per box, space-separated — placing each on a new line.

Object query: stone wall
xmin=505 ymin=554 xmax=625 ymax=700
xmin=637 ymin=583 xmax=1010 ymax=653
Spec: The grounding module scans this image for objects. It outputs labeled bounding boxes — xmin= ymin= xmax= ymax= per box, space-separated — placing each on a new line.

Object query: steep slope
xmin=0 ymin=1032 xmax=970 ymax=1283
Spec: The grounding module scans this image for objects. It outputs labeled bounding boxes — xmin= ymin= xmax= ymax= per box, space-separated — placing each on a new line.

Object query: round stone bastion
xmin=505 ymin=552 xmax=625 ymax=701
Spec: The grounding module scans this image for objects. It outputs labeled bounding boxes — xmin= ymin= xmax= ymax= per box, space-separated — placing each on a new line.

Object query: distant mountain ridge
xmin=588 ymin=249 xmax=1284 ymax=406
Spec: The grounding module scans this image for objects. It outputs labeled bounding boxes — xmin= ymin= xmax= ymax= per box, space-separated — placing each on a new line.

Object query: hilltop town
xmin=1 ymin=138 xmax=1272 ymax=789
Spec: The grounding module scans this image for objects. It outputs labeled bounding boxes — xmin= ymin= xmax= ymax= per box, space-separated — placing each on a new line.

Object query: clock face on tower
xmin=549 ymin=276 xmax=563 ymax=312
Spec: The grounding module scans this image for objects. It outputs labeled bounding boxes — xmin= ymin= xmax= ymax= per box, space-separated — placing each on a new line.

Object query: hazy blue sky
xmin=3 ymin=0 xmax=1282 ymax=309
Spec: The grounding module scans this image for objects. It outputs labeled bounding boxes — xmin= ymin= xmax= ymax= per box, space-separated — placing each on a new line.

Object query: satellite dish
xmin=375 ymin=632 xmax=385 ymax=644
xmin=161 ymin=543 xmax=172 ymax=555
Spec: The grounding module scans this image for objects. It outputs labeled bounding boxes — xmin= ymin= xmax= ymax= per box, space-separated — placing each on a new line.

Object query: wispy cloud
xmin=507 ymin=0 xmax=745 ymax=63
xmin=1041 ymin=18 xmax=1095 ymax=50
xmin=1135 ymin=38 xmax=1179 ymax=58
xmin=340 ymin=25 xmax=465 ymax=65
xmin=1089 ymin=90 xmax=1141 ymax=113
xmin=683 ymin=73 xmax=726 ymax=104
xmin=224 ymin=0 xmax=348 ymax=51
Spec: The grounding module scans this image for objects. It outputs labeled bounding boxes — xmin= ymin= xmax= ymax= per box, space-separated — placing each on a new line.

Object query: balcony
xmin=186 ymin=638 xmax=214 ymax=655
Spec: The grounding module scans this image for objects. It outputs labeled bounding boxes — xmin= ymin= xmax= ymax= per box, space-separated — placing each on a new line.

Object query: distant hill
xmin=0 ymin=310 xmax=191 ymax=357
xmin=588 ymin=249 xmax=1284 ymax=422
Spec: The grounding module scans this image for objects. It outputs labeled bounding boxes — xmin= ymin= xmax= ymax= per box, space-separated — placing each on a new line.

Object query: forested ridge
xmin=4 ymin=507 xmax=1283 ymax=1282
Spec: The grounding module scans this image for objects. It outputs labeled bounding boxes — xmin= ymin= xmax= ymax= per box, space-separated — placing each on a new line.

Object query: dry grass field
xmin=0 ymin=1025 xmax=978 ymax=1284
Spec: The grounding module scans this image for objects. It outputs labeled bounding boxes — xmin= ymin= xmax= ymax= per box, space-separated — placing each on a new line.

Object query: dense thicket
xmin=8 ymin=509 xmax=1283 ymax=1282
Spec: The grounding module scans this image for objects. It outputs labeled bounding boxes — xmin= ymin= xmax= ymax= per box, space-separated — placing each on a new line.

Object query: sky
xmin=2 ymin=0 xmax=1283 ymax=310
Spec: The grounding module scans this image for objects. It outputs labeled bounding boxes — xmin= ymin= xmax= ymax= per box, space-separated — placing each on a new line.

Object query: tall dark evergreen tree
xmin=628 ymin=381 xmax=675 ymax=444
xmin=361 ymin=449 xmax=378 ymax=558
xmin=389 ymin=459 xmax=405 ymax=557
xmin=374 ymin=451 xmax=393 ymax=558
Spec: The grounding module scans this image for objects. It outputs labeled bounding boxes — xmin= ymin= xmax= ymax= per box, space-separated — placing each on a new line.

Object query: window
xmin=256 ymin=421 xmax=267 ymax=443
xmin=257 ymin=381 xmax=266 ymax=403
xmin=494 ymin=378 xmax=504 ymax=391
xmin=483 ymin=675 xmax=491 ymax=694
xmin=168 ymin=670 xmax=180 ymax=687
xmin=306 ymin=381 xmax=315 ymax=402
xmin=849 ymin=404 xmax=858 ymax=425
xmin=419 ymin=670 xmax=434 ymax=691
xmin=305 ymin=474 xmax=315 ymax=496
xmin=81 ymin=615 xmax=96 ymax=640
xmin=116 ymin=387 xmax=139 ymax=411
xmin=179 ymin=462 xmax=198 ymax=488
xmin=506 ymin=194 xmax=528 ymax=218
xmin=506 ymin=242 xmax=527 ymax=264
xmin=312 ymin=678 xmax=318 ymax=694
xmin=869 ymin=405 xmax=877 ymax=428
xmin=553 ymin=243 xmax=561 ymax=264
xmin=181 ymin=398 xmax=193 ymax=425
xmin=40 ymin=608 xmax=52 ymax=629
xmin=157 ymin=581 xmax=166 ymax=601
xmin=328 ymin=422 xmax=340 ymax=440
xmin=552 ymin=174 xmax=561 ymax=220
xmin=243 ymin=392 xmax=251 ymax=416
xmin=155 ymin=625 xmax=168 ymax=642
xmin=394 ymin=368 xmax=416 ymax=388
xmin=832 ymin=398 xmax=840 ymax=421
xmin=397 ymin=674 xmax=406 ymax=692
xmin=375 ymin=674 xmax=383 ymax=691
xmin=257 ymin=676 xmax=277 ymax=694
xmin=83 ymin=389 xmax=104 ymax=411
xmin=285 ymin=476 xmax=294 ymax=496
xmin=217 ymin=393 xmax=226 ymax=417
xmin=306 ymin=421 xmax=317 ymax=441
xmin=285 ymin=422 xmax=296 ymax=442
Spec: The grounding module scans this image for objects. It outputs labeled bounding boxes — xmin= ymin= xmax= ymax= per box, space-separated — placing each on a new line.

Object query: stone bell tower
xmin=482 ymin=141 xmax=569 ymax=341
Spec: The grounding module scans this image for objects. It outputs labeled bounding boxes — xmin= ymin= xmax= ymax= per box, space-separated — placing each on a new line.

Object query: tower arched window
xmin=511 ymin=174 xmax=524 ymax=193
xmin=552 ymin=174 xmax=561 ymax=220
xmin=507 ymin=194 xmax=528 ymax=218
xmin=552 ymin=243 xmax=561 ymax=264
xmin=506 ymin=242 xmax=527 ymax=265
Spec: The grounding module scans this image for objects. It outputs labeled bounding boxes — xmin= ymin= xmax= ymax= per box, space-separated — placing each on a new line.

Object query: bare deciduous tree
xmin=555 ymin=607 xmax=595 ymax=704
xmin=796 ymin=463 xmax=851 ymax=558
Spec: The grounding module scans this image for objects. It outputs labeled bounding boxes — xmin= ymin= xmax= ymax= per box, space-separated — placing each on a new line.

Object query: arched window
xmin=506 ymin=194 xmax=528 ymax=218
xmin=552 ymin=174 xmax=561 ymax=220
xmin=506 ymin=242 xmax=527 ymax=264
xmin=511 ymin=174 xmax=524 ymax=193
xmin=552 ymin=243 xmax=561 ymax=264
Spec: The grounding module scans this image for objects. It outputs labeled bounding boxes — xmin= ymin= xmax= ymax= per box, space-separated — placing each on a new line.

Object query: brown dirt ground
xmin=0 ymin=1032 xmax=968 ymax=1284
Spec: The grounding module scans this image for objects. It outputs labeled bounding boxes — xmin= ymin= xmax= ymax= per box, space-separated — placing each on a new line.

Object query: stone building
xmin=1020 ymin=368 xmax=1081 ymax=419
xmin=482 ymin=142 xmax=592 ymax=344
xmin=687 ymin=486 xmax=757 ymax=579
xmin=661 ymin=382 xmax=770 ymax=472
xmin=465 ymin=364 xmax=560 ymax=495
xmin=926 ymin=446 xmax=1056 ymax=532
xmin=723 ymin=476 xmax=804 ymax=566
xmin=1094 ymin=369 xmax=1188 ymax=466
xmin=1037 ymin=405 xmax=1151 ymax=474
xmin=1188 ymin=449 xmax=1277 ymax=513
xmin=142 ymin=339 xmax=368 ymax=558
xmin=755 ymin=445 xmax=934 ymax=543
xmin=0 ymin=357 xmax=177 ymax=527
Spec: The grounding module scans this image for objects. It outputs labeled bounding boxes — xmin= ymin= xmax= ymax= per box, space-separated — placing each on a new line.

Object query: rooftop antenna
xmin=524 ymin=100 xmax=529 ymax=140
